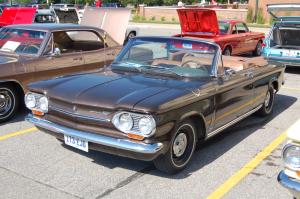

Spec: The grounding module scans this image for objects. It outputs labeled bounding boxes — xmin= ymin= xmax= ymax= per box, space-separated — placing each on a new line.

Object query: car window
xmin=236 ymin=23 xmax=248 ymax=34
xmin=0 ymin=28 xmax=47 ymax=55
xmin=218 ymin=22 xmax=230 ymax=34
xmin=52 ymin=30 xmax=105 ymax=54
xmin=232 ymin=25 xmax=238 ymax=34
xmin=35 ymin=14 xmax=56 ymax=23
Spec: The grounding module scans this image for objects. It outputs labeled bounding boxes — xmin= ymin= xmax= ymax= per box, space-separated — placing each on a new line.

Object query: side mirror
xmin=52 ymin=48 xmax=61 ymax=57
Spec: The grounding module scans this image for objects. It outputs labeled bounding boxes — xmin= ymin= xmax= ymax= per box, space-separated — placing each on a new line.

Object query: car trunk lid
xmin=80 ymin=7 xmax=131 ymax=45
xmin=267 ymin=4 xmax=300 ymax=20
xmin=53 ymin=7 xmax=79 ymax=24
xmin=0 ymin=7 xmax=36 ymax=27
xmin=177 ymin=8 xmax=219 ymax=35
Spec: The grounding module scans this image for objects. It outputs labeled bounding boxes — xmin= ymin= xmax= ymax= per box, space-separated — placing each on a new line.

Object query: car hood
xmin=28 ymin=70 xmax=210 ymax=112
xmin=53 ymin=8 xmax=79 ymax=24
xmin=177 ymin=8 xmax=219 ymax=35
xmin=0 ymin=7 xmax=36 ymax=26
xmin=80 ymin=7 xmax=131 ymax=44
xmin=267 ymin=4 xmax=300 ymax=20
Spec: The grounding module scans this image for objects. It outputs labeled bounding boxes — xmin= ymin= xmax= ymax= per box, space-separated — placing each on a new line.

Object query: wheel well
xmin=184 ymin=114 xmax=206 ymax=140
xmin=272 ymin=81 xmax=279 ymax=92
xmin=0 ymin=81 xmax=24 ymax=98
xmin=223 ymin=45 xmax=232 ymax=53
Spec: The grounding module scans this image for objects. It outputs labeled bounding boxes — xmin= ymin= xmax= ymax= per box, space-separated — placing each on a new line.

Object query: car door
xmin=236 ymin=23 xmax=253 ymax=53
xmin=213 ymin=59 xmax=255 ymax=130
xmin=230 ymin=24 xmax=245 ymax=55
xmin=32 ymin=31 xmax=86 ymax=82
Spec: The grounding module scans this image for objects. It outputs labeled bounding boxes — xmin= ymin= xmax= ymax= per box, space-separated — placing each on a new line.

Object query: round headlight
xmin=138 ymin=117 xmax=155 ymax=135
xmin=25 ymin=93 xmax=36 ymax=109
xmin=118 ymin=113 xmax=133 ymax=132
xmin=39 ymin=96 xmax=48 ymax=112
xmin=283 ymin=144 xmax=300 ymax=169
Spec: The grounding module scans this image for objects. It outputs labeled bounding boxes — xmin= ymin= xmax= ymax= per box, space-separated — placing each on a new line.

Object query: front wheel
xmin=153 ymin=120 xmax=197 ymax=174
xmin=253 ymin=41 xmax=262 ymax=56
xmin=257 ymin=85 xmax=275 ymax=116
xmin=0 ymin=85 xmax=20 ymax=122
xmin=223 ymin=46 xmax=231 ymax=56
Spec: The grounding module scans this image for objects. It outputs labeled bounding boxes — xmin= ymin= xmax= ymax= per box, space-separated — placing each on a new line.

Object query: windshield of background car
xmin=0 ymin=28 xmax=46 ymax=55
xmin=112 ymin=38 xmax=217 ymax=78
xmin=219 ymin=22 xmax=230 ymax=34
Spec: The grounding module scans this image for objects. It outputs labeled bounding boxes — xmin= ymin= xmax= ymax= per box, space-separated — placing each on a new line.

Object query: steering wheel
xmin=181 ymin=60 xmax=210 ymax=75
xmin=22 ymin=45 xmax=39 ymax=54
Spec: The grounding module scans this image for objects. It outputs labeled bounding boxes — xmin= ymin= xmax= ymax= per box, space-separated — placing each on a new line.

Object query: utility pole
xmin=253 ymin=0 xmax=259 ymax=23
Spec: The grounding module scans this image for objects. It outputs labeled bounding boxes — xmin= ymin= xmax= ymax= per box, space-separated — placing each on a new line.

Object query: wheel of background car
xmin=223 ymin=46 xmax=231 ymax=56
xmin=0 ymin=84 xmax=20 ymax=123
xmin=256 ymin=85 xmax=275 ymax=116
xmin=181 ymin=60 xmax=210 ymax=75
xmin=253 ymin=41 xmax=262 ymax=56
xmin=153 ymin=120 xmax=197 ymax=174
xmin=127 ymin=31 xmax=136 ymax=40
xmin=22 ymin=45 xmax=39 ymax=54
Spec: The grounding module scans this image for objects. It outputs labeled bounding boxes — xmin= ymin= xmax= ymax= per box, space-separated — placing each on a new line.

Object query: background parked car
xmin=263 ymin=4 xmax=300 ymax=67
xmin=175 ymin=8 xmax=265 ymax=56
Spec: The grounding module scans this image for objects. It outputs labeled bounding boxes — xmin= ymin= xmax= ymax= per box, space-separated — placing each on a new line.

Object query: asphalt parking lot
xmin=1 ymin=26 xmax=300 ymax=199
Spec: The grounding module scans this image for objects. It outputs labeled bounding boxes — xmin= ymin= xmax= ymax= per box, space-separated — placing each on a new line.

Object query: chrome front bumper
xmin=278 ymin=170 xmax=300 ymax=198
xmin=26 ymin=114 xmax=164 ymax=158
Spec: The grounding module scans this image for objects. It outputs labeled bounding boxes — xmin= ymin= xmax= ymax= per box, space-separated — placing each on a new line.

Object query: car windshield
xmin=219 ymin=22 xmax=230 ymax=34
xmin=112 ymin=38 xmax=217 ymax=78
xmin=0 ymin=28 xmax=47 ymax=55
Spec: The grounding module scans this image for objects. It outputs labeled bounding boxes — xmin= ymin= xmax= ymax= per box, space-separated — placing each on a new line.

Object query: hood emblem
xmin=73 ymin=106 xmax=77 ymax=112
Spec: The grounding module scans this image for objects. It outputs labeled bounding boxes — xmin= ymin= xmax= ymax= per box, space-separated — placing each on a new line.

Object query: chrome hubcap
xmin=264 ymin=91 xmax=271 ymax=107
xmin=0 ymin=91 xmax=12 ymax=116
xmin=173 ymin=133 xmax=188 ymax=157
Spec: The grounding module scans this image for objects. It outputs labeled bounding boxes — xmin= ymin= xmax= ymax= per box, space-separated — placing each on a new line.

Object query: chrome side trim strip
xmin=26 ymin=115 xmax=163 ymax=155
xmin=207 ymin=105 xmax=262 ymax=139
xmin=50 ymin=106 xmax=111 ymax=122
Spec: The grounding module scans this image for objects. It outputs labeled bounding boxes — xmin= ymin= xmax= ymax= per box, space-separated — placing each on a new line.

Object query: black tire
xmin=124 ymin=31 xmax=136 ymax=44
xmin=257 ymin=85 xmax=275 ymax=116
xmin=153 ymin=120 xmax=197 ymax=174
xmin=253 ymin=41 xmax=262 ymax=56
xmin=223 ymin=46 xmax=231 ymax=56
xmin=0 ymin=84 xmax=20 ymax=122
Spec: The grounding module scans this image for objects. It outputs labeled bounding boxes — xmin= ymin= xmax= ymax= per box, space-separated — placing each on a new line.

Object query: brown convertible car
xmin=26 ymin=37 xmax=285 ymax=173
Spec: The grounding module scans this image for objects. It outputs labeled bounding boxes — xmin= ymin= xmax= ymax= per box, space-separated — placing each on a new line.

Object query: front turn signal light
xmin=127 ymin=133 xmax=145 ymax=141
xmin=32 ymin=110 xmax=44 ymax=116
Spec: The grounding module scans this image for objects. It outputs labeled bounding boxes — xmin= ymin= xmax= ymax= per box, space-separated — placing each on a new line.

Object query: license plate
xmin=64 ymin=135 xmax=88 ymax=152
xmin=282 ymin=50 xmax=299 ymax=57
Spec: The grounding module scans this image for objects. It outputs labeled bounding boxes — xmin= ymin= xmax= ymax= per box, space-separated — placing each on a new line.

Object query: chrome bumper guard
xmin=26 ymin=114 xmax=164 ymax=155
xmin=278 ymin=170 xmax=300 ymax=194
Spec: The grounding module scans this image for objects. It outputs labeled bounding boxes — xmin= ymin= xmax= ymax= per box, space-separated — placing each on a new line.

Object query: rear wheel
xmin=253 ymin=41 xmax=262 ymax=56
xmin=0 ymin=84 xmax=20 ymax=122
xmin=153 ymin=120 xmax=197 ymax=174
xmin=257 ymin=85 xmax=274 ymax=116
xmin=223 ymin=46 xmax=231 ymax=56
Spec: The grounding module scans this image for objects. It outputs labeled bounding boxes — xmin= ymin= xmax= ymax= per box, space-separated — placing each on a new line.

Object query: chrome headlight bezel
xmin=283 ymin=143 xmax=300 ymax=171
xmin=25 ymin=92 xmax=48 ymax=113
xmin=112 ymin=111 xmax=156 ymax=137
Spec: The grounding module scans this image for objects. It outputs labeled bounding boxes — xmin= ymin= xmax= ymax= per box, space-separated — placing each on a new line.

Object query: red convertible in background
xmin=175 ymin=9 xmax=265 ymax=56
xmin=0 ymin=7 xmax=36 ymax=27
